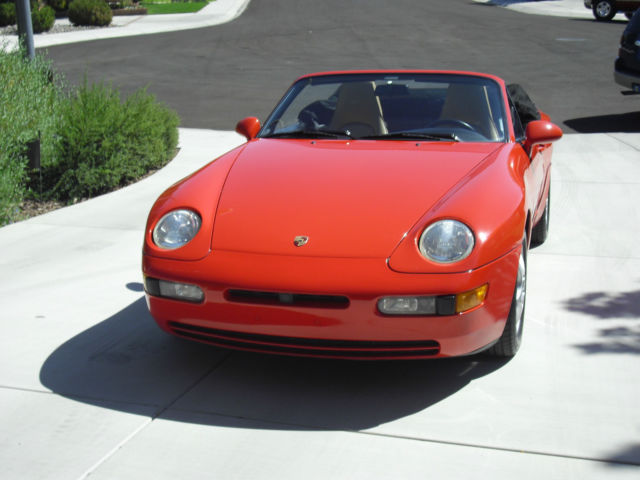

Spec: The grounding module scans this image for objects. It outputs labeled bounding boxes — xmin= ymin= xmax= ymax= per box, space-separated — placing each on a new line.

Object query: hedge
xmin=0 ymin=48 xmax=180 ymax=225
xmin=68 ymin=0 xmax=112 ymax=27
xmin=44 ymin=81 xmax=179 ymax=201
xmin=0 ymin=48 xmax=62 ymax=224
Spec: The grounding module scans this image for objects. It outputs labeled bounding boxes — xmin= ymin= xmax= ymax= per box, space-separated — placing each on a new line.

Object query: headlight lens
xmin=152 ymin=209 xmax=202 ymax=250
xmin=419 ymin=219 xmax=474 ymax=263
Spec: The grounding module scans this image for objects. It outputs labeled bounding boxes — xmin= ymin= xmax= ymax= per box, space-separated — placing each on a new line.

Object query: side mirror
xmin=235 ymin=117 xmax=261 ymax=141
xmin=523 ymin=120 xmax=563 ymax=155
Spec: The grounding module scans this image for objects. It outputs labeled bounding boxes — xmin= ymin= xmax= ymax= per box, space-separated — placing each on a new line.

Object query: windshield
xmin=259 ymin=73 xmax=508 ymax=143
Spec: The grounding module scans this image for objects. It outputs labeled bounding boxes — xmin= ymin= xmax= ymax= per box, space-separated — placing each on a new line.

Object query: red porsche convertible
xmin=143 ymin=71 xmax=562 ymax=359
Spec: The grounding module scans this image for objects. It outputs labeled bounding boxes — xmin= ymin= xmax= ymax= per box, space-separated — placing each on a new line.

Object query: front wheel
xmin=593 ymin=1 xmax=616 ymax=21
xmin=487 ymin=238 xmax=527 ymax=357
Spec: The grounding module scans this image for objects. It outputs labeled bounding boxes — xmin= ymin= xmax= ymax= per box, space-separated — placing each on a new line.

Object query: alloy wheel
xmin=514 ymin=246 xmax=527 ymax=339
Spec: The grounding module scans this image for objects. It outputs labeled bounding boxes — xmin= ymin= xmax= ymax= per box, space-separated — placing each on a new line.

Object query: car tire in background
xmin=487 ymin=237 xmax=528 ymax=357
xmin=593 ymin=0 xmax=617 ymax=21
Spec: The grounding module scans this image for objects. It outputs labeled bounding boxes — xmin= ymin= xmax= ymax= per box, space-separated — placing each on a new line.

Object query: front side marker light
xmin=455 ymin=284 xmax=488 ymax=313
xmin=377 ymin=295 xmax=455 ymax=315
xmin=145 ymin=277 xmax=204 ymax=303
xmin=378 ymin=285 xmax=487 ymax=316
xmin=378 ymin=296 xmax=437 ymax=315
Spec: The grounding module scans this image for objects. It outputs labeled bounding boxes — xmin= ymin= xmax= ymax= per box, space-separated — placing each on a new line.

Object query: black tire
xmin=593 ymin=1 xmax=616 ymax=21
xmin=487 ymin=238 xmax=527 ymax=357
xmin=531 ymin=184 xmax=550 ymax=247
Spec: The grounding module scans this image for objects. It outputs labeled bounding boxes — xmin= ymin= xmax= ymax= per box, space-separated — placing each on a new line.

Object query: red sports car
xmin=142 ymin=71 xmax=562 ymax=360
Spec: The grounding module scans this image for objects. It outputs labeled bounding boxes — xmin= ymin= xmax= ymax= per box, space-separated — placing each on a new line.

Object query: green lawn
xmin=141 ymin=1 xmax=209 ymax=15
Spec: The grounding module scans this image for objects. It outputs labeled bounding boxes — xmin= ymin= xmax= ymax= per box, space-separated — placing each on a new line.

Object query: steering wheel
xmin=429 ymin=119 xmax=475 ymax=131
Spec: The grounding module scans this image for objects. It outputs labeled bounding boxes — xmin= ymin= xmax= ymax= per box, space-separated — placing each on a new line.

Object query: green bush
xmin=0 ymin=2 xmax=16 ymax=26
xmin=1 ymin=46 xmax=179 ymax=224
xmin=32 ymin=6 xmax=56 ymax=33
xmin=68 ymin=0 xmax=112 ymax=26
xmin=43 ymin=81 xmax=179 ymax=201
xmin=0 ymin=48 xmax=63 ymax=225
xmin=46 ymin=0 xmax=68 ymax=12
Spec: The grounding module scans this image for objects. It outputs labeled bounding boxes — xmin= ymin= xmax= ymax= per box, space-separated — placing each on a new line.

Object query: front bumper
xmin=143 ymin=247 xmax=520 ymax=359
xmin=615 ymin=58 xmax=640 ymax=91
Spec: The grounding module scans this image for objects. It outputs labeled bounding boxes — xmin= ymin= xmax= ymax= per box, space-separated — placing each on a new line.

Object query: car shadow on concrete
xmin=564 ymin=111 xmax=640 ymax=133
xmin=604 ymin=443 xmax=640 ymax=468
xmin=39 ymin=288 xmax=508 ymax=431
xmin=563 ymin=289 xmax=640 ymax=355
xmin=569 ymin=16 xmax=629 ymax=25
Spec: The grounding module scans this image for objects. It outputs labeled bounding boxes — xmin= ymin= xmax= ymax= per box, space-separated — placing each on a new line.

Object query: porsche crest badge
xmin=293 ymin=235 xmax=309 ymax=247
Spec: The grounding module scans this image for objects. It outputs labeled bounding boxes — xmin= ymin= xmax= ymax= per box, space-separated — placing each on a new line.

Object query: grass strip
xmin=141 ymin=1 xmax=208 ymax=14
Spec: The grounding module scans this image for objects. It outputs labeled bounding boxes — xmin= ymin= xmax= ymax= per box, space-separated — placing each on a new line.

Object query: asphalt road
xmin=42 ymin=0 xmax=640 ymax=133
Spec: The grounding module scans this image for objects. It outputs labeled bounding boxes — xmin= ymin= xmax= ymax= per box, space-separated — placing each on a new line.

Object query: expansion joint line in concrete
xmin=606 ymin=133 xmax=640 ymax=152
xmin=74 ymin=351 xmax=233 ymax=480
xmin=360 ymin=430 xmax=640 ymax=469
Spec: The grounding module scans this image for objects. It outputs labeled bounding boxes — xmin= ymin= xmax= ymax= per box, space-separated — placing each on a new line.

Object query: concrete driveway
xmin=1 ymin=129 xmax=639 ymax=479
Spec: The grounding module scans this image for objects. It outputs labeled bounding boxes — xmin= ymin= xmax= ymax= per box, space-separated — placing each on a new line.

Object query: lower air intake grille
xmin=226 ymin=289 xmax=350 ymax=309
xmin=167 ymin=321 xmax=441 ymax=359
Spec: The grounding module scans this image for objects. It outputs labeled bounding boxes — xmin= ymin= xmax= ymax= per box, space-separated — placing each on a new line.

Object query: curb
xmin=472 ymin=0 xmax=605 ymax=19
xmin=0 ymin=0 xmax=251 ymax=50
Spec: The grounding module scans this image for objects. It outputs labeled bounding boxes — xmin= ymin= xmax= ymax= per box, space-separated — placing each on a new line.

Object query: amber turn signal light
xmin=455 ymin=284 xmax=488 ymax=313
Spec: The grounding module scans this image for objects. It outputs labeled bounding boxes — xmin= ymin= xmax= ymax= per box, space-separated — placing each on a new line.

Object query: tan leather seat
xmin=439 ymin=83 xmax=499 ymax=140
xmin=329 ymin=81 xmax=388 ymax=137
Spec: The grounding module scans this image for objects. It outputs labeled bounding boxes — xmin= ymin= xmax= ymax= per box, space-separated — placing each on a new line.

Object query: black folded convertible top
xmin=507 ymin=84 xmax=541 ymax=126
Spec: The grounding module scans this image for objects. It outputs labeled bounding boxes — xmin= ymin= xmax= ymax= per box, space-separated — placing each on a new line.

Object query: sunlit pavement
xmin=473 ymin=0 xmax=628 ymax=20
xmin=0 ymin=129 xmax=639 ymax=479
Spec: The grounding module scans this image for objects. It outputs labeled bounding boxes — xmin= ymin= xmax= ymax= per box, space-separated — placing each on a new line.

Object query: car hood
xmin=212 ymin=139 xmax=501 ymax=258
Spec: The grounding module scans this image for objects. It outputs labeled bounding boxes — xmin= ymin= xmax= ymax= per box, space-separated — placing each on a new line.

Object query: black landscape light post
xmin=16 ymin=0 xmax=40 ymax=184
xmin=16 ymin=0 xmax=35 ymax=60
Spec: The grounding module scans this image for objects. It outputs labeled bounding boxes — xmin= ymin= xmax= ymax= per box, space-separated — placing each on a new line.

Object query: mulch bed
xmin=0 ymin=7 xmax=147 ymax=36
xmin=18 ymin=199 xmax=67 ymax=220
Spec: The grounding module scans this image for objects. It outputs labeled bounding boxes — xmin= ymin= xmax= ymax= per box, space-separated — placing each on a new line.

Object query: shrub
xmin=1 ymin=48 xmax=179 ymax=223
xmin=43 ymin=81 xmax=179 ymax=201
xmin=32 ymin=6 xmax=56 ymax=33
xmin=46 ymin=0 xmax=68 ymax=12
xmin=68 ymin=0 xmax=112 ymax=26
xmin=0 ymin=2 xmax=16 ymax=27
xmin=0 ymin=48 xmax=63 ymax=225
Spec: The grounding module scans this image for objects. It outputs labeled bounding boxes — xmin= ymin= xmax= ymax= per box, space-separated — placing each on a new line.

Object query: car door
xmin=510 ymin=97 xmax=548 ymax=221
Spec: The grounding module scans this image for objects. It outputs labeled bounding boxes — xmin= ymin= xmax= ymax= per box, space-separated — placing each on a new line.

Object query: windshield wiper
xmin=262 ymin=129 xmax=353 ymax=139
xmin=360 ymin=132 xmax=459 ymax=141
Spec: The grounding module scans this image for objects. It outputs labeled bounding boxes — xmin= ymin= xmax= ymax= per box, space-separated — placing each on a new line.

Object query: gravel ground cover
xmin=0 ymin=23 xmax=115 ymax=36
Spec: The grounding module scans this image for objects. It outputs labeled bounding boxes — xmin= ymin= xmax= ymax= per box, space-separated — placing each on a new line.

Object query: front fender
xmin=143 ymin=145 xmax=246 ymax=261
xmin=388 ymin=143 xmax=529 ymax=274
